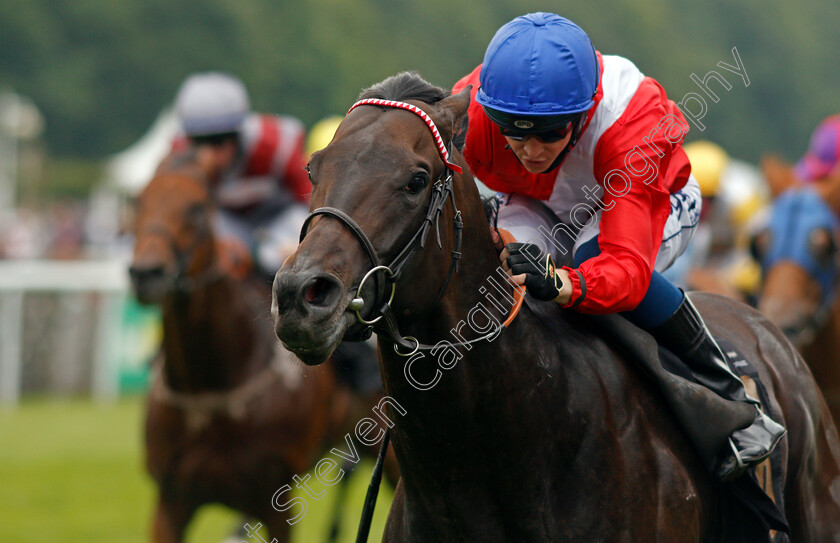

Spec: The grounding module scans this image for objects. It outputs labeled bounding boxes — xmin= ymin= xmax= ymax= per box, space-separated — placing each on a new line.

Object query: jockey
xmin=172 ymin=71 xmax=311 ymax=277
xmin=453 ymin=12 xmax=785 ymax=481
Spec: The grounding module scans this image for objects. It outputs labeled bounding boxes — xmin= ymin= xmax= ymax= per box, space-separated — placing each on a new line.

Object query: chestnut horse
xmin=272 ymin=73 xmax=840 ymax=541
xmin=129 ymin=155 xmax=381 ymax=542
xmin=753 ymin=185 xmax=840 ymax=426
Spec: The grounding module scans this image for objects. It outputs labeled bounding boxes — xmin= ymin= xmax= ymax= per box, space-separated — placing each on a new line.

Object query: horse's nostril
xmin=304 ymin=276 xmax=339 ymax=307
xmin=274 ymin=271 xmax=343 ymax=316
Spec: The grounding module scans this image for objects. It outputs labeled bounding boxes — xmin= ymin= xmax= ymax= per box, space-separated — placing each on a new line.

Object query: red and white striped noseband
xmin=347 ymin=98 xmax=462 ymax=174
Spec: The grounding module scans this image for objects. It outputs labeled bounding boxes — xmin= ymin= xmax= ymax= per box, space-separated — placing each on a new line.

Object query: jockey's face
xmin=194 ymin=139 xmax=238 ymax=180
xmin=504 ymin=133 xmax=572 ymax=173
xmin=213 ymin=139 xmax=239 ymax=170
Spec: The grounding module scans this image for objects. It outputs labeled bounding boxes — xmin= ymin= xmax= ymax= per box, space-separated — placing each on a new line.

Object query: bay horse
xmin=272 ymin=72 xmax=840 ymax=541
xmin=753 ymin=184 xmax=840 ymax=426
xmin=129 ymin=154 xmax=386 ymax=542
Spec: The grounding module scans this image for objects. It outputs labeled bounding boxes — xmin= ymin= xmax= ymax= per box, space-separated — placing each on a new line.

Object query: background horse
xmin=129 ymin=155 xmax=387 ymax=542
xmin=753 ymin=181 xmax=840 ymax=427
xmin=272 ymin=73 xmax=840 ymax=541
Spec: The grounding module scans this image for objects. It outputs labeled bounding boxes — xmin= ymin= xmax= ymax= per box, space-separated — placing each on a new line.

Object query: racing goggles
xmin=499 ymin=120 xmax=574 ymax=143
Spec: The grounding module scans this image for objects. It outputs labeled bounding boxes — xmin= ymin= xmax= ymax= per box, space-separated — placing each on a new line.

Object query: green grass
xmin=0 ymin=398 xmax=394 ymax=543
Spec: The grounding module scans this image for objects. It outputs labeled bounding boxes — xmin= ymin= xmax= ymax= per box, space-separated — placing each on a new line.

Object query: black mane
xmin=358 ymin=71 xmax=447 ymax=104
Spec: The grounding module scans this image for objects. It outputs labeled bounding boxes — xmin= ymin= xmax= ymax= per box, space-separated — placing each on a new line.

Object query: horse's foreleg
xmin=151 ymin=496 xmax=195 ymax=543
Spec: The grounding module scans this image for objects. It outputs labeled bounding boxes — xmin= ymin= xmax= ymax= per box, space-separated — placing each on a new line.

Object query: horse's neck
xmin=378 ymin=291 xmax=577 ymax=509
xmin=378 ymin=185 xmax=576 ymax=478
xmin=161 ymin=277 xmax=269 ymax=393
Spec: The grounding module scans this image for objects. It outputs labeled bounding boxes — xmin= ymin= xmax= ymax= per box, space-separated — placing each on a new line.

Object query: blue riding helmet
xmin=476 ymin=12 xmax=600 ymax=128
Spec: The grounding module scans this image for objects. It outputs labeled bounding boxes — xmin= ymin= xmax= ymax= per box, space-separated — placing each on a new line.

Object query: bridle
xmin=137 ymin=219 xmax=224 ymax=293
xmin=299 ymin=98 xmax=468 ymax=355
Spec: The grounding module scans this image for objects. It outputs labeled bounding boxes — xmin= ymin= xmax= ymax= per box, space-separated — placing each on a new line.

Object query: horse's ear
xmin=436 ymin=86 xmax=471 ymax=150
xmin=439 ymin=86 xmax=471 ymax=122
xmin=761 ymin=154 xmax=800 ymax=198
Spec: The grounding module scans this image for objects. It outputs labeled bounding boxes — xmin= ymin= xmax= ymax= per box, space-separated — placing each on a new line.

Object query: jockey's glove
xmin=505 ymin=242 xmax=564 ymax=302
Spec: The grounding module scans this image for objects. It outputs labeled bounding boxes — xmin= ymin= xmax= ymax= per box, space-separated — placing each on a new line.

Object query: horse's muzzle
xmin=129 ymin=263 xmax=172 ymax=305
xmin=272 ymin=268 xmax=348 ymax=364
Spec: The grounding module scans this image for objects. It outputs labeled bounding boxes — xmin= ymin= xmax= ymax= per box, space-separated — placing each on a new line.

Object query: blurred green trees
xmin=1 ymin=0 xmax=838 ymax=164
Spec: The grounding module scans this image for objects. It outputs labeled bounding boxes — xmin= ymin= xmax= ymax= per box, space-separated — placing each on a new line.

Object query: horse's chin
xmin=275 ymin=312 xmax=351 ymax=366
xmin=286 ymin=343 xmax=339 ymax=366
xmin=132 ymin=277 xmax=174 ymax=306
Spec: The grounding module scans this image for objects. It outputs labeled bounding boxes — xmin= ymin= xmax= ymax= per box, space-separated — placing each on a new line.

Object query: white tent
xmin=87 ymin=107 xmax=178 ymax=258
xmin=102 ymin=107 xmax=178 ymax=196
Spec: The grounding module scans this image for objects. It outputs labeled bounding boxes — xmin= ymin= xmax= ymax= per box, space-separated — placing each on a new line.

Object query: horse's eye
xmin=808 ymin=227 xmax=836 ymax=263
xmin=404 ymin=173 xmax=428 ymax=195
xmin=750 ymin=229 xmax=771 ymax=263
xmin=304 ymin=164 xmax=316 ymax=185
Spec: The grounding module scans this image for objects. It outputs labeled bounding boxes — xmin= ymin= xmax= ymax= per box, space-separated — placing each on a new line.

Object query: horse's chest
xmin=150 ymin=414 xmax=288 ymax=496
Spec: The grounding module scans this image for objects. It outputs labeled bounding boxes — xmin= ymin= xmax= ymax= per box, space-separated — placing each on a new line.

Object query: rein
xmin=375 ymin=228 xmax=526 ymax=357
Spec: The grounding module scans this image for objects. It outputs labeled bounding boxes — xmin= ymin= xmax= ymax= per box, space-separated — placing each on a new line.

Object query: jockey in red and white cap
xmin=454 ymin=12 xmax=784 ymax=482
xmin=171 ymin=72 xmax=310 ymax=276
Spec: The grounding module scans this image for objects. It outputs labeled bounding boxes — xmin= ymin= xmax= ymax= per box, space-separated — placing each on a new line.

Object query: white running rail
xmin=0 ymin=259 xmax=129 ymax=406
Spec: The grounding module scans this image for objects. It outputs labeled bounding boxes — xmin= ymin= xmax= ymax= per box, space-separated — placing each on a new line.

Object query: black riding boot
xmin=651 ymin=295 xmax=787 ymax=482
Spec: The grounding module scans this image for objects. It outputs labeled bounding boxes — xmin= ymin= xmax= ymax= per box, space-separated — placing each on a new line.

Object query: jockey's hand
xmin=501 ymin=242 xmax=571 ymax=303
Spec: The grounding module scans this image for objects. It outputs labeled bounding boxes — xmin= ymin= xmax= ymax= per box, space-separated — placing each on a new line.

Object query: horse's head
xmin=129 ymin=163 xmax=217 ymax=305
xmin=272 ymin=73 xmax=471 ymax=365
xmin=754 ymin=188 xmax=840 ymax=345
